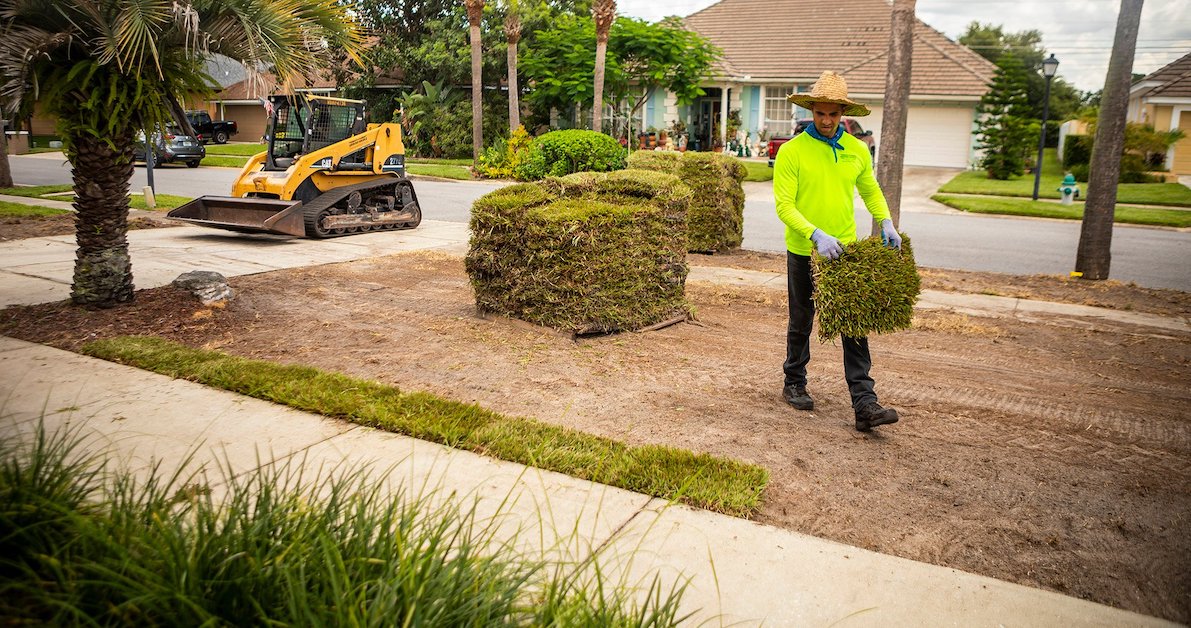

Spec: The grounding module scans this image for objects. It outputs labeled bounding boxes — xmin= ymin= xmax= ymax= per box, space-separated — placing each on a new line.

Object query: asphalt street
xmin=9 ymin=153 xmax=1190 ymax=291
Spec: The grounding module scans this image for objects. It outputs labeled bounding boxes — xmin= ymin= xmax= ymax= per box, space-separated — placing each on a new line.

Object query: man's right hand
xmin=811 ymin=229 xmax=843 ymax=260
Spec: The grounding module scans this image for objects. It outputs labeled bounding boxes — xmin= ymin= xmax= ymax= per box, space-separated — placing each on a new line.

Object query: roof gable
xmin=683 ymin=0 xmax=996 ymax=97
xmin=1138 ymin=52 xmax=1191 ymax=99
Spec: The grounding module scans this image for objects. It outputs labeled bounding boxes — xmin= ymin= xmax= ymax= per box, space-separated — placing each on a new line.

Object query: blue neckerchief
xmin=804 ymin=123 xmax=845 ymax=162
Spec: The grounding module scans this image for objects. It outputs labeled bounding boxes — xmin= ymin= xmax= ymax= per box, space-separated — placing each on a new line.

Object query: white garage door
xmin=904 ymin=106 xmax=974 ymax=168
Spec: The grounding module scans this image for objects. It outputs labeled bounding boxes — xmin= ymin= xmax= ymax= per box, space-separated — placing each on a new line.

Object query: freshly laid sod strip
xmin=812 ymin=236 xmax=920 ymax=342
xmin=932 ymin=194 xmax=1191 ymax=228
xmin=83 ymin=336 xmax=768 ymax=516
xmin=0 ymin=184 xmax=74 ymax=198
xmin=0 ymin=201 xmax=70 ymax=217
xmin=1 ymin=423 xmax=689 ymax=625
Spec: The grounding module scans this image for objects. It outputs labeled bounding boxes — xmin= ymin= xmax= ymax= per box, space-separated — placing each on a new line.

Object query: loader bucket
xmin=166 ymin=196 xmax=306 ymax=237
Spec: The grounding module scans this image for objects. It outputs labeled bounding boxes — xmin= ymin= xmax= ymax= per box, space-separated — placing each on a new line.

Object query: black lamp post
xmin=1032 ymin=53 xmax=1060 ymax=201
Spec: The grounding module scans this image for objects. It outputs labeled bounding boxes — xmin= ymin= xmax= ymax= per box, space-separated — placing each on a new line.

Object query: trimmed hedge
xmin=466 ymin=169 xmax=691 ymax=334
xmin=513 ymin=130 xmax=628 ymax=181
xmin=626 ymin=151 xmax=746 ymax=252
xmin=811 ymin=236 xmax=920 ymax=341
xmin=1063 ymin=134 xmax=1093 ymax=167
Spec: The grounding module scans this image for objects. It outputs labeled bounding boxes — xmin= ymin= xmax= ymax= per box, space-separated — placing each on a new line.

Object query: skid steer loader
xmin=167 ymin=95 xmax=421 ymax=238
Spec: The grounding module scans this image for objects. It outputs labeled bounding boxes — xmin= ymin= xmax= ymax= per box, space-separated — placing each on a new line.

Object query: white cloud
xmin=614 ymin=0 xmax=1191 ymax=92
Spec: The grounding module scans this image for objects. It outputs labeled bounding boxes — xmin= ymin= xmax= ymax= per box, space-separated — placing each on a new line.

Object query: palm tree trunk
xmin=505 ymin=6 xmax=521 ymax=132
xmin=1075 ymin=0 xmax=1143 ymax=280
xmin=69 ymin=131 xmax=135 ymax=307
xmin=0 ymin=131 xmax=12 ymax=188
xmin=873 ymin=0 xmax=915 ymax=235
xmin=468 ymin=16 xmax=484 ymax=163
xmin=592 ymin=39 xmax=607 ymax=132
xmin=507 ymin=43 xmax=520 ymax=132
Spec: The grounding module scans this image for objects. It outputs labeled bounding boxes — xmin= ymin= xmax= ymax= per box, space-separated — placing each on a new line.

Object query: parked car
xmin=767 ymin=118 xmax=876 ymax=167
xmin=133 ymin=129 xmax=206 ymax=168
xmin=185 ymin=110 xmax=238 ymax=144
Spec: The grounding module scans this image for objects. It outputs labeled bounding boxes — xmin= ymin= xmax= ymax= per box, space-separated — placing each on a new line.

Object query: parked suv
xmin=133 ymin=128 xmax=206 ymax=168
xmin=767 ymin=118 xmax=876 ymax=166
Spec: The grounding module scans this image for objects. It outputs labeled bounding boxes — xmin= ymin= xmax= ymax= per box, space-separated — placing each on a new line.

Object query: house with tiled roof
xmin=639 ymin=0 xmax=997 ymax=168
xmin=1128 ymin=52 xmax=1191 ymax=175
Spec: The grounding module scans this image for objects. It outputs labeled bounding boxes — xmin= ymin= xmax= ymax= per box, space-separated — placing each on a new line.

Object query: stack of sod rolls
xmin=626 ymin=151 xmax=746 ymax=252
xmin=466 ymin=169 xmax=692 ymax=334
xmin=811 ymin=235 xmax=920 ymax=341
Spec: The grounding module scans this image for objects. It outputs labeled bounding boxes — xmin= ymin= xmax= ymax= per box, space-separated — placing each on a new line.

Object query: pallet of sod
xmin=811 ymin=236 xmax=920 ymax=341
xmin=626 ymin=151 xmax=746 ymax=252
xmin=466 ymin=169 xmax=692 ymax=334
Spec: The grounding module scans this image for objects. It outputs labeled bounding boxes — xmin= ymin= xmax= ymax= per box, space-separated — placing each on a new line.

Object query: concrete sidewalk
xmin=0 ymin=336 xmax=1173 ymax=627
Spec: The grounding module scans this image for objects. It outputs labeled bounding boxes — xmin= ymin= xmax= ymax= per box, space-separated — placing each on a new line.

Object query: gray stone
xmin=172 ymin=270 xmax=233 ymax=305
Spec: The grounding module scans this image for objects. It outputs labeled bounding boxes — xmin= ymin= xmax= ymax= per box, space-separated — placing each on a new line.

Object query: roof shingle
xmin=1138 ymin=52 xmax=1191 ymax=99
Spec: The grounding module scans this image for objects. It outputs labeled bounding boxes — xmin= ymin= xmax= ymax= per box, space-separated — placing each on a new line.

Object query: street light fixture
xmin=1032 ymin=53 xmax=1060 ymax=201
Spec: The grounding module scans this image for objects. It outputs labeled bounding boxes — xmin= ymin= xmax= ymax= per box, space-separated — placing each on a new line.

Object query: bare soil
xmin=0 ymin=213 xmax=176 ymax=242
xmin=1 ymin=251 xmax=1187 ymax=623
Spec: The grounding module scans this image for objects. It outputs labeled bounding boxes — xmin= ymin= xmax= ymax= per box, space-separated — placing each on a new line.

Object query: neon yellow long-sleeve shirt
xmin=774 ymin=131 xmax=890 ymax=256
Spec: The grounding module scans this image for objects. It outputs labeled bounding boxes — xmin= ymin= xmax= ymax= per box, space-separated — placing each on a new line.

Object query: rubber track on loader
xmin=301 ymin=177 xmax=417 ymax=238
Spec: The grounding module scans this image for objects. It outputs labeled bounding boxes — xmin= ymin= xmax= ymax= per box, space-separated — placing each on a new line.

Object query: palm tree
xmin=465 ymin=0 xmax=485 ymax=163
xmin=0 ymin=0 xmax=362 ymax=308
xmin=504 ymin=0 xmax=522 ymax=133
xmin=591 ymin=0 xmax=616 ymax=133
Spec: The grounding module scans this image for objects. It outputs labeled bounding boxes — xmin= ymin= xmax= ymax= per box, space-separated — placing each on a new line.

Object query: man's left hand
xmin=880 ymin=219 xmax=902 ymax=249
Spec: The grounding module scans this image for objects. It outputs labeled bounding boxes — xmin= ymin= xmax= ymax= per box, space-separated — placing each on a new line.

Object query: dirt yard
xmin=0 ymin=213 xmax=174 ymax=242
xmin=2 ymin=250 xmax=1188 ymax=623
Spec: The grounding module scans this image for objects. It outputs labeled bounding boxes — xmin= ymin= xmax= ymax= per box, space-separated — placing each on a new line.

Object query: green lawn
xmin=202 ymin=142 xmax=267 ymax=157
xmin=201 ymin=155 xmax=250 ymax=168
xmin=410 ymin=157 xmax=474 ymax=166
xmin=0 ymin=200 xmax=71 ymax=217
xmin=939 ymin=148 xmax=1191 ymax=207
xmin=0 ymin=185 xmax=74 ymax=198
xmin=931 ymin=193 xmax=1191 ymax=228
xmin=84 ymin=336 xmax=768 ymax=516
xmin=130 ymin=193 xmax=191 ymax=210
xmin=407 ymin=163 xmax=474 ymax=180
xmin=742 ymin=160 xmax=774 ymax=182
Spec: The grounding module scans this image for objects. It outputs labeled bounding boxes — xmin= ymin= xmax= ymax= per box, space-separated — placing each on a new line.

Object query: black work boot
xmin=855 ymin=401 xmax=898 ymax=431
xmin=783 ymin=385 xmax=814 ymax=411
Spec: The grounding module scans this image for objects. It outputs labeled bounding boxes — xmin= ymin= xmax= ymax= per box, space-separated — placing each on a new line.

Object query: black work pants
xmin=783 ymin=252 xmax=876 ymax=410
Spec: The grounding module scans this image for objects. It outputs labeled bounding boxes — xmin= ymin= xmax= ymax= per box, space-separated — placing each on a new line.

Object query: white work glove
xmin=880 ymin=219 xmax=902 ymax=250
xmin=810 ymin=229 xmax=843 ymax=260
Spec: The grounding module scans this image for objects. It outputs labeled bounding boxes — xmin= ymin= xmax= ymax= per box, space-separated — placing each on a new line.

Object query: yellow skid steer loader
xmin=167 ymin=95 xmax=420 ymax=238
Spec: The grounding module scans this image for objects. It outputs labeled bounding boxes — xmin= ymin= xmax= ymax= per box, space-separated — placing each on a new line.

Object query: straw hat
xmin=786 ymin=71 xmax=871 ymax=117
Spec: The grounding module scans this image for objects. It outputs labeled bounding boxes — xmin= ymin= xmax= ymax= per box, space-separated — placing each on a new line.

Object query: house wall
xmin=223 ymin=104 xmax=270 ymax=142
xmin=1171 ymin=107 xmax=1191 ymax=175
xmin=1153 ymin=105 xmax=1174 ymax=131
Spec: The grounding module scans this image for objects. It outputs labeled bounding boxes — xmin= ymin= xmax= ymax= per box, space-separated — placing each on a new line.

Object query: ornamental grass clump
xmin=812 ymin=235 xmax=920 ymax=341
xmin=466 ymin=169 xmax=691 ymax=334
xmin=626 ymin=151 xmax=746 ymax=252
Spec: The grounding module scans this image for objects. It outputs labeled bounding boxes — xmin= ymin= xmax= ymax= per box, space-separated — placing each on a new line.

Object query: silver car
xmin=134 ymin=128 xmax=206 ymax=168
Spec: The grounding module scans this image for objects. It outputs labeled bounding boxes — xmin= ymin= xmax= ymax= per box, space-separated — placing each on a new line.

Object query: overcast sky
xmin=614 ymin=0 xmax=1191 ymax=93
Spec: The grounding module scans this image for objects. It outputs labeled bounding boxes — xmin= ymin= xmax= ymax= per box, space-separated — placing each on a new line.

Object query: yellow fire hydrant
xmin=1058 ymin=173 xmax=1080 ymax=206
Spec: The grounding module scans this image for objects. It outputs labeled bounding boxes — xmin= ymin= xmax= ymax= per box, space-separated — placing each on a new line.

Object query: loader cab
xmin=262 ymin=95 xmax=369 ymax=172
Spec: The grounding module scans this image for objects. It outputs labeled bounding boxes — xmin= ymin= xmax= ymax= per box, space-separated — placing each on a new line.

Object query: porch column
xmin=719 ymin=85 xmax=729 ymax=148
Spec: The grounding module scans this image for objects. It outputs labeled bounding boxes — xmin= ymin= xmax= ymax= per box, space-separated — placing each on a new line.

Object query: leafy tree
xmin=974 ymin=54 xmax=1037 ymax=179
xmin=521 ymin=15 xmax=718 ymax=135
xmin=959 ymin=21 xmax=1082 ymax=130
xmin=0 ymin=0 xmax=361 ymax=307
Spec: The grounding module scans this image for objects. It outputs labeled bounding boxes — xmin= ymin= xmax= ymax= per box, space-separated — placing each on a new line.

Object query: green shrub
xmin=1070 ymin=163 xmax=1089 ymax=183
xmin=1063 ymin=134 xmax=1093 ymax=166
xmin=811 ymin=236 xmax=920 ymax=341
xmin=513 ymin=130 xmax=627 ymax=181
xmin=477 ymin=125 xmax=531 ymax=179
xmin=626 ymin=151 xmax=746 ymax=252
xmin=467 ymin=169 xmax=691 ymax=333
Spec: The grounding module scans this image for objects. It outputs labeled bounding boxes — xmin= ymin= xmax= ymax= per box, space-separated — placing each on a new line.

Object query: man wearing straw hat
xmin=775 ymin=70 xmax=903 ymax=432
